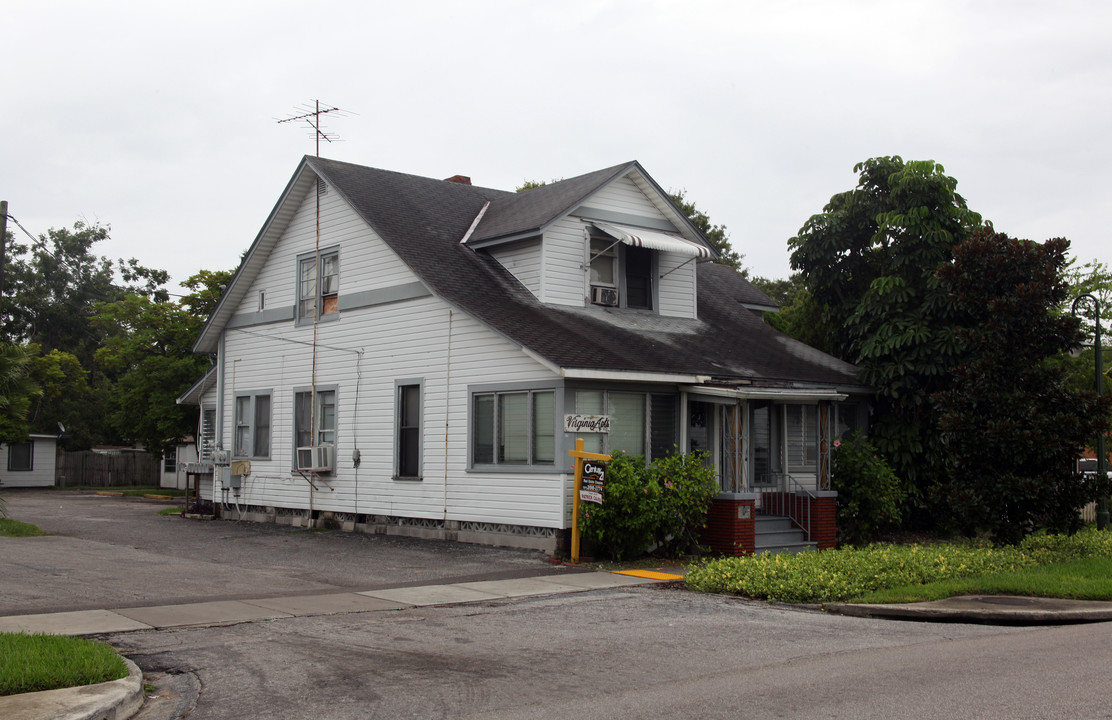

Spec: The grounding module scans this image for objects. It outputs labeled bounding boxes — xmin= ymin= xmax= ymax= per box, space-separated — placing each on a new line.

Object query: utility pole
xmin=0 ymin=200 xmax=8 ymax=320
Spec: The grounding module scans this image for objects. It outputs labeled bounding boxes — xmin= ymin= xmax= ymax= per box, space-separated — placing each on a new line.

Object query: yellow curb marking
xmin=613 ymin=570 xmax=684 ymax=580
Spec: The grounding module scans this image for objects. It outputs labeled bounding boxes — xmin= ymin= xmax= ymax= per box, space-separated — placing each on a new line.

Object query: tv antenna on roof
xmin=276 ymin=99 xmax=354 ymax=156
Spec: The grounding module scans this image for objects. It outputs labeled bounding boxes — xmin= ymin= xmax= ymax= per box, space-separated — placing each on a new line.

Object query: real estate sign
xmin=580 ymin=460 xmax=606 ymax=504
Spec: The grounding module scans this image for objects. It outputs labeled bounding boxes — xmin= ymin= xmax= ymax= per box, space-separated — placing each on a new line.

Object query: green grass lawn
xmin=0 ymin=518 xmax=49 ymax=537
xmin=157 ymin=507 xmax=185 ymax=516
xmin=0 ymin=633 xmax=129 ymax=696
xmin=854 ymin=555 xmax=1112 ymax=603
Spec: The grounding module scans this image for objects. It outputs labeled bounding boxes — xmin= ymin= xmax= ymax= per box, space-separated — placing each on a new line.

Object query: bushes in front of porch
xmin=578 ymin=451 xmax=718 ymax=560
xmin=831 ymin=432 xmax=905 ymax=546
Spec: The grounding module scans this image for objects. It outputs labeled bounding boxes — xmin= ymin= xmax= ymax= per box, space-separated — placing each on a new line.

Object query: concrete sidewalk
xmin=0 ymin=570 xmax=671 ymax=720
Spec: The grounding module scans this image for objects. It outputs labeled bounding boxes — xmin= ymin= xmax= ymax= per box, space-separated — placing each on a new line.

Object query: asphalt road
xmin=6 ymin=490 xmax=1112 ymax=719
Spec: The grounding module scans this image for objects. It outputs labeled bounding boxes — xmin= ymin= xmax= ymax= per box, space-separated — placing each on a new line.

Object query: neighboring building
xmin=0 ymin=434 xmax=59 ymax=488
xmin=179 ymin=157 xmax=868 ymax=553
xmin=159 ymin=436 xmax=200 ymax=490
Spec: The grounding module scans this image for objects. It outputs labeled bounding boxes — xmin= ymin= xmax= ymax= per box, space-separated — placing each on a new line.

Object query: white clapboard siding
xmin=656 ymin=252 xmax=697 ymax=318
xmin=587 ymin=175 xmax=669 ymax=217
xmin=541 ymin=217 xmax=590 ymax=306
xmin=215 ymin=277 xmax=568 ymax=527
xmin=488 ymin=239 xmax=542 ymax=297
xmin=239 ymin=185 xmax=420 ymax=311
xmin=0 ymin=438 xmax=57 ymax=487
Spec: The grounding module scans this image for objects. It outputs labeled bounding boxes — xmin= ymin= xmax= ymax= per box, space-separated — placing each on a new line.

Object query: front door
xmin=750 ymin=402 xmax=780 ymax=487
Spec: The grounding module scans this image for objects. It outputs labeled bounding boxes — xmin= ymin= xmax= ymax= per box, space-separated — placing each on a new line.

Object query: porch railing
xmin=754 ymin=473 xmax=815 ymax=542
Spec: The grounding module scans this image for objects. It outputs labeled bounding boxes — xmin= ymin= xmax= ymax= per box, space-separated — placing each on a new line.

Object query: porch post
xmin=818 ymin=401 xmax=831 ymax=490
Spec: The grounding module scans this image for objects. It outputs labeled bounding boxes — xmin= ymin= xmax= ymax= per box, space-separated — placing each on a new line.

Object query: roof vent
xmin=444 ymin=175 xmax=472 ymax=185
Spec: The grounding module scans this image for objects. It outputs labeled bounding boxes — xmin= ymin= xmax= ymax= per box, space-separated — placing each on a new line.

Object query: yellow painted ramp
xmin=612 ymin=570 xmax=684 ymax=580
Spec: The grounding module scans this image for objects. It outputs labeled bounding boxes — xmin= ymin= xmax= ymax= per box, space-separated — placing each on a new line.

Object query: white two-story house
xmin=180 ymin=156 xmax=868 ymax=554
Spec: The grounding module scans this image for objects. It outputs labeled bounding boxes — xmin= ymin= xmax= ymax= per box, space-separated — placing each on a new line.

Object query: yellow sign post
xmin=568 ymin=438 xmax=611 ymax=564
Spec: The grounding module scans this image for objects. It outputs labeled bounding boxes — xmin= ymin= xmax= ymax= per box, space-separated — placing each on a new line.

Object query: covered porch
xmin=681 ymin=385 xmax=864 ymax=554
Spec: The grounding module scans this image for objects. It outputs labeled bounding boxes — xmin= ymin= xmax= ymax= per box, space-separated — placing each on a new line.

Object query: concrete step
xmin=754 ymin=541 xmax=817 ymax=555
xmin=755 ymin=529 xmax=808 ymax=546
xmin=754 ymin=516 xmax=795 ymax=532
xmin=754 ymin=515 xmax=814 ymax=554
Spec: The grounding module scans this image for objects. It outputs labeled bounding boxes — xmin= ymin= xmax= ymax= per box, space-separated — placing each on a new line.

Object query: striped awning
xmin=593 ymin=222 xmax=711 ymax=259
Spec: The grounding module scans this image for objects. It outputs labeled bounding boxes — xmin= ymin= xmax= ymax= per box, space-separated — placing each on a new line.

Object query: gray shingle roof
xmin=467 ymin=162 xmax=634 ymax=244
xmin=299 ymin=157 xmax=862 ymax=389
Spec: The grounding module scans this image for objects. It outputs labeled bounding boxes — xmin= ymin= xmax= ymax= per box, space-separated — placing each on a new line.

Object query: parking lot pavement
xmin=0 ymin=489 xmax=577 ymax=615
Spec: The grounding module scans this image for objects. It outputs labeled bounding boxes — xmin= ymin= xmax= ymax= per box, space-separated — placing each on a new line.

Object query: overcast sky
xmin=5 ymin=0 xmax=1110 ymax=293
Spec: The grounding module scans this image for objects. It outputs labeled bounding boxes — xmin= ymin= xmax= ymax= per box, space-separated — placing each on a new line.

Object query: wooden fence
xmin=56 ymin=451 xmax=160 ymax=487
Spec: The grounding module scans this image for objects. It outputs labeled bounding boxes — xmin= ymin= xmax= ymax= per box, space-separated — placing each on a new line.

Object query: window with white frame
xmin=294 ymin=388 xmax=336 ymax=453
xmin=297 ymin=250 xmax=339 ymax=323
xmin=396 ymin=382 xmax=422 ymax=479
xmin=7 ymin=441 xmax=33 ymax=471
xmin=589 ymin=238 xmax=617 ymax=287
xmin=472 ymin=390 xmax=555 ymax=467
xmin=233 ymin=392 xmax=272 ymax=459
xmin=588 ymin=236 xmax=654 ymax=310
xmin=164 ymin=447 xmax=177 ymax=473
xmin=574 ymin=390 xmax=676 ymax=461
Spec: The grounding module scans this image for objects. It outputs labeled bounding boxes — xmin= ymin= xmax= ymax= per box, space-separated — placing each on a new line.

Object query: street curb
xmin=0 ymin=657 xmax=143 ymax=720
xmin=823 ymin=597 xmax=1112 ymax=625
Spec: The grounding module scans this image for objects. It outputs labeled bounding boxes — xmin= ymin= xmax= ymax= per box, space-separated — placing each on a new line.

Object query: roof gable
xmin=466 ymin=162 xmax=715 ymax=255
xmin=194 ymin=157 xmax=859 ymax=390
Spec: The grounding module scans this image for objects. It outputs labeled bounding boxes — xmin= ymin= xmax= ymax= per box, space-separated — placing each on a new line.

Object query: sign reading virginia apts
xmin=580 ymin=460 xmax=607 ymax=504
xmin=564 ymin=414 xmax=611 ymax=433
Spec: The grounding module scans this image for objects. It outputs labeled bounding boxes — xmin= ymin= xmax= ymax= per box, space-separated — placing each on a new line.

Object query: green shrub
xmin=685 ymin=527 xmax=1112 ymax=603
xmin=578 ymin=452 xmax=661 ymax=560
xmin=686 ymin=542 xmax=1033 ymax=602
xmin=578 ymin=450 xmax=717 ymax=560
xmin=651 ymin=451 xmax=718 ymax=556
xmin=831 ymin=432 xmax=905 ymax=545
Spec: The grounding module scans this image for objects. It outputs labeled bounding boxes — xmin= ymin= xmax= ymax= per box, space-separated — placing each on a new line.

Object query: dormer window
xmin=587 ymin=235 xmax=654 ymax=310
xmin=587 ymin=233 xmax=649 ymax=307
xmin=587 ymin=222 xmax=709 ymax=311
xmin=589 ymin=238 xmax=617 ymax=286
xmin=624 ymin=245 xmax=653 ymax=310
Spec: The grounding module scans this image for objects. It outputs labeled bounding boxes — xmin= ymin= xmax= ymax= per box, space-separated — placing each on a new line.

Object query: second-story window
xmin=297 ymin=250 xmax=339 ymax=323
xmin=589 ymin=238 xmax=617 ymax=287
xmin=588 ymin=238 xmax=654 ymax=310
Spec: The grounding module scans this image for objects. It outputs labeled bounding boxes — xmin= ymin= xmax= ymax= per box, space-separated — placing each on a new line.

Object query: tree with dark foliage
xmin=935 ymin=228 xmax=1112 ymax=543
xmin=788 ymin=157 xmax=983 ymax=507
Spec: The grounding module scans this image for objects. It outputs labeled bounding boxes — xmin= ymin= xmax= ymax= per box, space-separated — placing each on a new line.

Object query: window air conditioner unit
xmin=591 ymin=285 xmax=619 ymax=307
xmin=296 ymin=445 xmax=333 ymax=472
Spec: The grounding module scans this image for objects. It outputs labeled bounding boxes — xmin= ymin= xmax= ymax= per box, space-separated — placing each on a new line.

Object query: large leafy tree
xmin=2 ymin=221 xmax=169 ymax=365
xmin=0 ymin=343 xmax=41 ymax=444
xmin=90 ymin=270 xmax=230 ymax=459
xmin=25 ymin=346 xmax=98 ymax=448
xmin=935 ymin=229 xmax=1112 ymax=543
xmin=180 ymin=269 xmax=235 ymax=318
xmin=788 ymin=157 xmax=983 ymax=505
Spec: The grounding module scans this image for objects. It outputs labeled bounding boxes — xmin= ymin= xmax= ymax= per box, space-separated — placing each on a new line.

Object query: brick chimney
xmin=444 ymin=175 xmax=472 ymax=185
